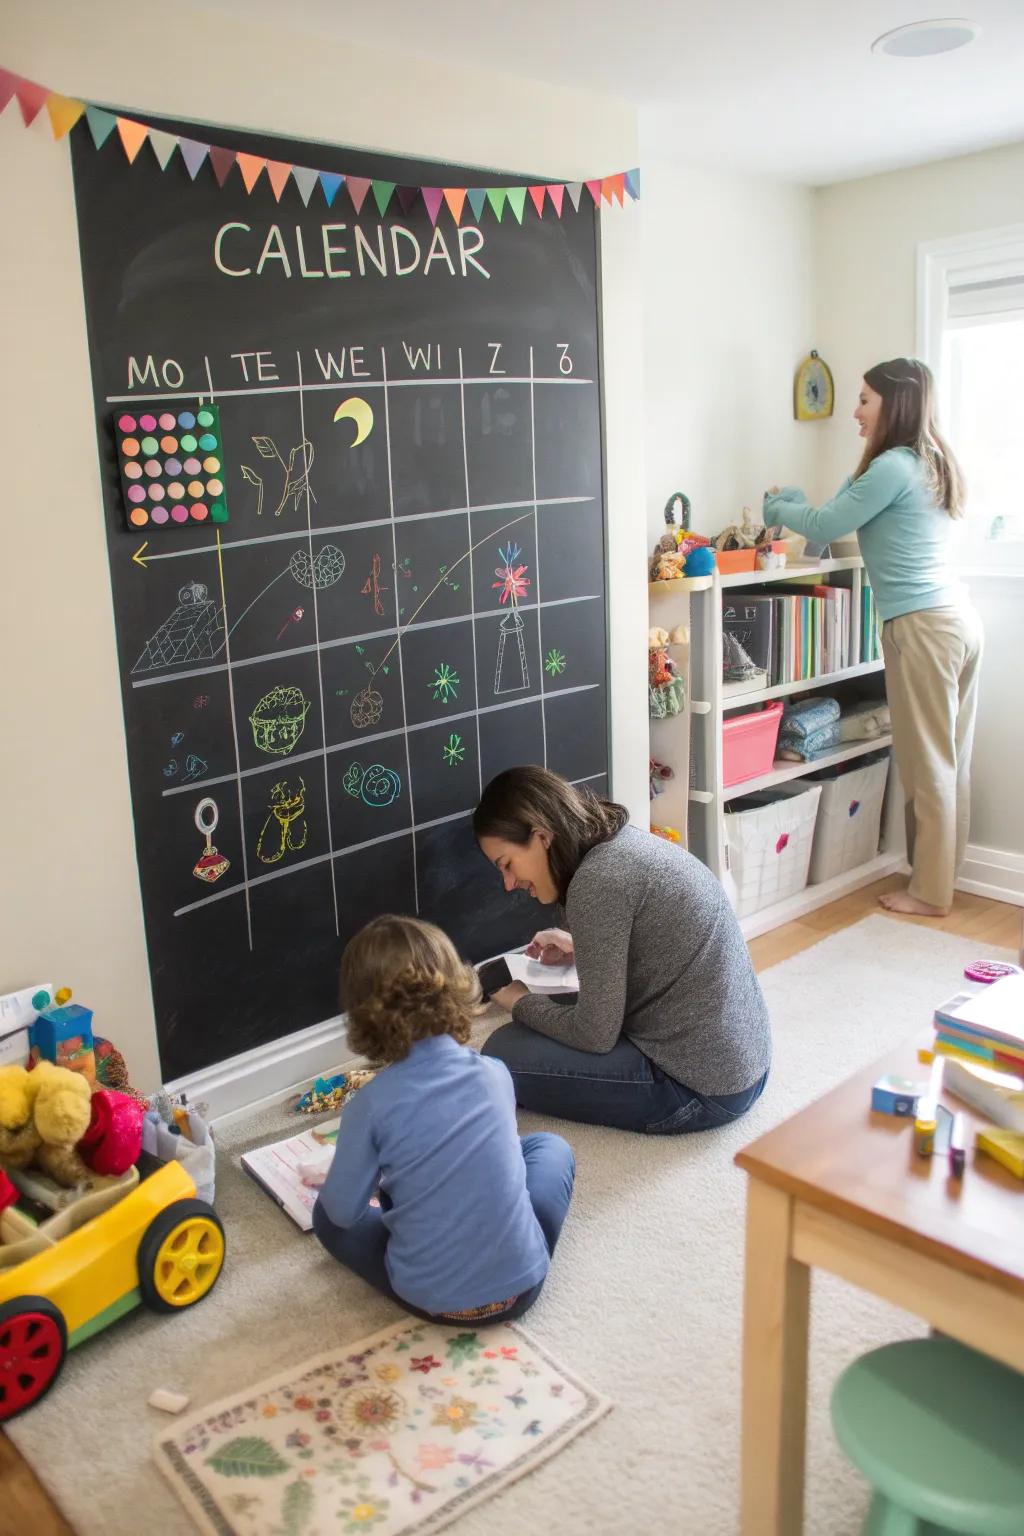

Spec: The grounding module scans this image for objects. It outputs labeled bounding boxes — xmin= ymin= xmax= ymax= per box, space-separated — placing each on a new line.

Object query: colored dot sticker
xmin=183 ymin=457 xmax=201 ymax=475
xmin=210 ymin=502 xmax=229 ymax=523
xmin=171 ymin=504 xmax=189 ymax=523
xmin=167 ymin=481 xmax=185 ymax=500
xmin=141 ymin=435 xmax=159 ymax=455
xmin=124 ymin=462 xmax=143 ymax=480
xmin=187 ymin=479 xmax=204 ymax=498
xmin=165 ymin=457 xmax=182 ymax=475
xmin=202 ymin=455 xmax=221 ymax=473
xmin=206 ymin=478 xmax=224 ymax=496
xmin=178 ymin=410 xmax=196 ymax=428
xmin=198 ymin=433 xmax=218 ymax=452
xmin=160 ymin=435 xmax=178 ymax=454
xmin=122 ymin=437 xmax=140 ymax=457
xmin=127 ymin=485 xmax=146 ymax=503
xmin=149 ymin=484 xmax=165 ymax=501
xmin=196 ymin=409 xmax=214 ymax=427
xmin=139 ymin=414 xmax=157 ymax=432
xmin=144 ymin=459 xmax=162 ymax=476
xmin=180 ymin=433 xmax=198 ymax=452
xmin=118 ymin=414 xmax=137 ymax=432
xmin=129 ymin=507 xmax=149 ymax=527
xmin=190 ymin=503 xmax=209 ymax=521
xmin=158 ymin=412 xmax=176 ymax=431
xmin=151 ymin=506 xmax=170 ymax=525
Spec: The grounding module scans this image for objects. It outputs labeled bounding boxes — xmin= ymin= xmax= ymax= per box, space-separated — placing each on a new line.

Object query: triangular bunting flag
xmin=506 ymin=187 xmax=527 ymax=224
xmin=422 ymin=187 xmax=444 ymax=226
xmin=116 ymin=117 xmax=149 ymax=165
xmin=528 ymin=186 xmax=546 ymax=218
xmin=208 ymin=145 xmax=237 ymax=187
xmin=85 ymin=105 xmax=118 ymax=149
xmin=604 ymin=172 xmax=625 ymax=205
xmin=15 ymin=77 xmax=49 ymax=127
xmin=0 ymin=67 xmax=18 ymax=114
xmin=565 ymin=182 xmax=583 ymax=212
xmin=443 ymin=188 xmax=467 ymax=224
xmin=148 ymin=128 xmax=179 ymax=170
xmin=372 ymin=180 xmax=396 ymax=216
xmin=346 ymin=175 xmax=371 ymax=215
xmin=585 ymin=178 xmax=602 ymax=206
xmin=266 ymin=160 xmax=292 ymax=201
xmin=291 ymin=166 xmax=320 ymax=206
xmin=396 ymin=185 xmax=419 ymax=214
xmin=236 ymin=152 xmax=266 ymax=193
xmin=624 ymin=167 xmax=641 ymax=200
xmin=319 ymin=170 xmax=344 ymax=208
xmin=486 ymin=188 xmax=508 ymax=222
xmin=467 ymin=189 xmax=487 ymax=222
xmin=45 ymin=93 xmax=85 ymax=140
xmin=547 ymin=184 xmax=565 ymax=217
xmin=178 ymin=137 xmax=209 ymax=180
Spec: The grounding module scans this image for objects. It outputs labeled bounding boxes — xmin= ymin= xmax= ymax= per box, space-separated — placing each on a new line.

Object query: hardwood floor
xmin=1 ymin=878 xmax=1020 ymax=1536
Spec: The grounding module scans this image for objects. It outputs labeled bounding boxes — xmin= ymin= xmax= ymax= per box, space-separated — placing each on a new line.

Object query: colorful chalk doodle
xmin=544 ymin=648 xmax=567 ymax=677
xmin=241 ymin=436 xmax=316 ymax=518
xmin=249 ymin=685 xmax=311 ymax=756
xmin=442 ymin=733 xmax=466 ymax=767
xmin=192 ymin=798 xmax=230 ymax=884
xmin=256 ymin=778 xmax=308 ymax=864
xmin=431 ymin=663 xmax=460 ymax=704
xmin=343 ymin=762 xmax=402 ymax=807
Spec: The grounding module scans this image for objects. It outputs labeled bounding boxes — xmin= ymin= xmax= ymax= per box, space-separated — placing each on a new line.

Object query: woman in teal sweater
xmin=764 ymin=357 xmax=982 ymax=917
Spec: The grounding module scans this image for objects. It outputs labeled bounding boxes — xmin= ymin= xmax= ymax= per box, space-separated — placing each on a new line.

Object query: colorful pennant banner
xmin=0 ymin=63 xmax=640 ymax=221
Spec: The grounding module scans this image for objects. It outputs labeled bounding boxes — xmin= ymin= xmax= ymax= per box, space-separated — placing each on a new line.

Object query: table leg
xmin=740 ymin=1179 xmax=810 ymax=1535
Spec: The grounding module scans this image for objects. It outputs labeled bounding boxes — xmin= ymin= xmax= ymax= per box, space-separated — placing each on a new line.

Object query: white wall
xmin=0 ymin=0 xmax=645 ymax=1090
xmin=640 ymin=150 xmax=819 ymax=543
xmin=815 ymin=142 xmax=1024 ymax=885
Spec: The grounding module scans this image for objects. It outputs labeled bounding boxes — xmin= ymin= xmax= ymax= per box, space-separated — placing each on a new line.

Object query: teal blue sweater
xmin=764 ymin=447 xmax=960 ymax=621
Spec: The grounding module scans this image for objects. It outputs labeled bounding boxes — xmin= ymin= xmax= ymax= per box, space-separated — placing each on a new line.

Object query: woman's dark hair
xmin=472 ymin=765 xmax=629 ymax=903
xmin=855 ymin=357 xmax=965 ymax=518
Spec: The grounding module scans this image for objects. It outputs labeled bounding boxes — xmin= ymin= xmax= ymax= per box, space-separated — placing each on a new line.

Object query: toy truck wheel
xmin=0 ymin=1296 xmax=68 ymax=1421
xmin=138 ymin=1199 xmax=225 ymax=1313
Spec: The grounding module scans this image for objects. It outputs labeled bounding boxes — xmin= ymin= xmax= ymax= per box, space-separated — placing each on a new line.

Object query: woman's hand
xmin=489 ymin=981 xmax=529 ymax=1012
xmin=766 ymin=486 xmax=781 ymax=497
xmin=525 ymin=928 xmax=574 ymax=965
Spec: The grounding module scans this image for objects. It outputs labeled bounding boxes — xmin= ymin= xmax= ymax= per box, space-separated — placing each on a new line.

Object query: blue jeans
xmin=312 ymin=1131 xmax=575 ymax=1324
xmin=481 ymin=1024 xmax=768 ymax=1134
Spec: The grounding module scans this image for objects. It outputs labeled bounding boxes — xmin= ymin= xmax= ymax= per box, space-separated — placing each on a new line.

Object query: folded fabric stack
xmin=839 ymin=698 xmax=891 ymax=742
xmin=777 ymin=696 xmax=841 ymax=762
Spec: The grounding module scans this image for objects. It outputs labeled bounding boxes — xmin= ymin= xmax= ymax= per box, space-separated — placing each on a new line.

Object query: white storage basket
xmin=724 ymin=782 xmax=822 ymax=918
xmin=770 ymin=753 xmax=890 ymax=884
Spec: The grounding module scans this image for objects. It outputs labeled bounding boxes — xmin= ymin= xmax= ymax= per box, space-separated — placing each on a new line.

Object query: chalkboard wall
xmin=70 ymin=112 xmax=609 ymax=1080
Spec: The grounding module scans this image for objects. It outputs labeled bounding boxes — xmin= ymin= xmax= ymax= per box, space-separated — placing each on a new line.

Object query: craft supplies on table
xmin=871 ymin=1074 xmax=926 ymax=1117
xmin=722 ymin=700 xmax=784 ymax=787
xmin=975 ymin=1126 xmax=1024 ymax=1180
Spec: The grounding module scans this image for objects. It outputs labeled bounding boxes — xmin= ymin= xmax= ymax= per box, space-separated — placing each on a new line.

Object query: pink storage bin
xmin=722 ymin=699 xmax=784 ymax=787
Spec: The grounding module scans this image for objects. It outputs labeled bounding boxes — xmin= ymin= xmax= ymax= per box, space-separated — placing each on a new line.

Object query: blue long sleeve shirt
xmin=764 ymin=447 xmax=961 ymax=622
xmin=315 ymin=1034 xmax=550 ymax=1314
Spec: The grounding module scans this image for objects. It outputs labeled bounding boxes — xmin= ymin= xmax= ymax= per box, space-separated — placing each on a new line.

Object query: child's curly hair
xmin=340 ymin=914 xmax=482 ymax=1063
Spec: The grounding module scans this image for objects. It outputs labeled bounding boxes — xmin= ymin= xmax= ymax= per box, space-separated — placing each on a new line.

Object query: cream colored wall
xmin=814 ymin=141 xmax=1024 ymax=866
xmin=0 ymin=0 xmax=644 ymax=1089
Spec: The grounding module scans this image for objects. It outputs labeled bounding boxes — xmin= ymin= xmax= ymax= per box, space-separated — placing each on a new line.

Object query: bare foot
xmin=879 ymin=890 xmax=949 ymax=917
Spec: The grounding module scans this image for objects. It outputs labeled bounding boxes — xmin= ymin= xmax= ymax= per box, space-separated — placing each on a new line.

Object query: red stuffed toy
xmin=77 ymin=1088 xmax=145 ymax=1176
xmin=0 ymin=1168 xmax=17 ymax=1215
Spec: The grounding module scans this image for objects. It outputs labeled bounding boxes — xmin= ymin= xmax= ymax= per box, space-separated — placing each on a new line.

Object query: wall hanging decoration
xmin=794 ymin=350 xmax=835 ymax=420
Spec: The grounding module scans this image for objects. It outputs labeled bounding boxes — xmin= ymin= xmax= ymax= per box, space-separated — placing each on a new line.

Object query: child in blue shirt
xmin=311 ymin=914 xmax=575 ymax=1322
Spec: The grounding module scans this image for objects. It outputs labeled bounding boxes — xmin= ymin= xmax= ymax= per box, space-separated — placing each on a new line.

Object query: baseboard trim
xmin=164 ymin=1012 xmax=360 ymax=1129
xmin=956 ymin=843 xmax=1024 ymax=907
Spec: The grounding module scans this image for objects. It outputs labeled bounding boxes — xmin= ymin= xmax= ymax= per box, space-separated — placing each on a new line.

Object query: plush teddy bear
xmin=0 ymin=1065 xmax=40 ymax=1170
xmin=648 ymin=626 xmax=670 ymax=647
xmin=0 ymin=1062 xmax=141 ymax=1189
xmin=29 ymin=1061 xmax=94 ymax=1187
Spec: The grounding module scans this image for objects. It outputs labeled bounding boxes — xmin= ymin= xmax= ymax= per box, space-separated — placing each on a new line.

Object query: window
xmin=918 ymin=226 xmax=1024 ymax=570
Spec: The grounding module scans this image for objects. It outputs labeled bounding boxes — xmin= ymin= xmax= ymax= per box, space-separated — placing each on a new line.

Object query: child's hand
xmin=525 ymin=928 xmax=574 ymax=965
xmin=298 ymin=1159 xmax=329 ymax=1188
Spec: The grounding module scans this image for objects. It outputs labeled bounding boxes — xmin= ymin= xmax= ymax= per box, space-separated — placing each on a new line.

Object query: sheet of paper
xmin=505 ymin=951 xmax=579 ymax=995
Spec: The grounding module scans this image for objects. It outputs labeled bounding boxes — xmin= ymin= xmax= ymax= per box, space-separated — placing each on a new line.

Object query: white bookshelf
xmin=685 ymin=558 xmax=906 ymax=934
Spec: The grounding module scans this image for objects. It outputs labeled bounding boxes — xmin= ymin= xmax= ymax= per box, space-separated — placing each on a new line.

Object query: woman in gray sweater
xmin=473 ymin=766 xmax=770 ymax=1134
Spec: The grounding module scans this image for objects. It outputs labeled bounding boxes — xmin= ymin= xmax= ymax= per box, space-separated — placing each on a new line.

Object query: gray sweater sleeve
xmin=511 ymin=878 xmax=632 ymax=1054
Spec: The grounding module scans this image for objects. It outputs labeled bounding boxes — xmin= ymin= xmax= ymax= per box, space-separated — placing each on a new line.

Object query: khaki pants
xmin=881 ymin=604 xmax=984 ymax=909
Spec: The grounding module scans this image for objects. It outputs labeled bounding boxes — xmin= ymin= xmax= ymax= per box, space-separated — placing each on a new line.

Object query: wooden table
xmin=735 ymin=1035 xmax=1024 ymax=1535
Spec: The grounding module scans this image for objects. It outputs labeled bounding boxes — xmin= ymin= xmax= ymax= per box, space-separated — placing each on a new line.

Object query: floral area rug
xmin=154 ymin=1318 xmax=611 ymax=1535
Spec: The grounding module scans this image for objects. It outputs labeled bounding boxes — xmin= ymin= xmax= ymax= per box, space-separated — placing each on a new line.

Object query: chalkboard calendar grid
xmin=71 ymin=113 xmax=609 ymax=1079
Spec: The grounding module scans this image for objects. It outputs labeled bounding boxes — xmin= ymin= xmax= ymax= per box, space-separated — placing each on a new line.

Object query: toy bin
xmin=773 ymin=751 xmax=890 ymax=883
xmin=724 ymin=782 xmax=822 ymax=918
xmin=722 ymin=699 xmax=784 ymax=787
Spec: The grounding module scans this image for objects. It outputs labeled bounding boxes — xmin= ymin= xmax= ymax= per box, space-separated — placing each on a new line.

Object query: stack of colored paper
xmin=933 ymin=976 xmax=1024 ymax=1131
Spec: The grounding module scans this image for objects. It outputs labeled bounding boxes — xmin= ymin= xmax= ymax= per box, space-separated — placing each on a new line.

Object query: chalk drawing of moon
xmin=333 ymin=396 xmax=374 ymax=446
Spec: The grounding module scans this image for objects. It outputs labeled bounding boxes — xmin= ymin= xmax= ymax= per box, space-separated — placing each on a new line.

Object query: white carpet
xmin=8 ymin=915 xmax=1011 ymax=1535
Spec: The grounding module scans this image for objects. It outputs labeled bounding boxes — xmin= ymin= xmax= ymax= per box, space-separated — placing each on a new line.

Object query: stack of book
xmin=932 ymin=974 xmax=1024 ymax=1132
xmin=722 ymin=584 xmax=852 ymax=691
xmin=860 ymin=578 xmax=881 ymax=663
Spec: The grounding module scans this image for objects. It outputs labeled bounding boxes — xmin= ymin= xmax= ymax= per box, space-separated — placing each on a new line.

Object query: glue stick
xmin=914 ymin=1056 xmax=944 ymax=1157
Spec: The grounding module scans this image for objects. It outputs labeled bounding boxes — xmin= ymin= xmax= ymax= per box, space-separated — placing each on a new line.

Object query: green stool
xmin=831 ymin=1337 xmax=1024 ymax=1535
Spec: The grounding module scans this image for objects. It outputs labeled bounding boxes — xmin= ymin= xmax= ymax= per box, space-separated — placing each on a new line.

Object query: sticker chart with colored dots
xmin=114 ymin=403 xmax=228 ymax=529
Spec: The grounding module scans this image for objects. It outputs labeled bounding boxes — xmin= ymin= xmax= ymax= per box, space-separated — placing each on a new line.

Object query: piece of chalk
xmin=149 ymin=1387 xmax=191 ymax=1414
